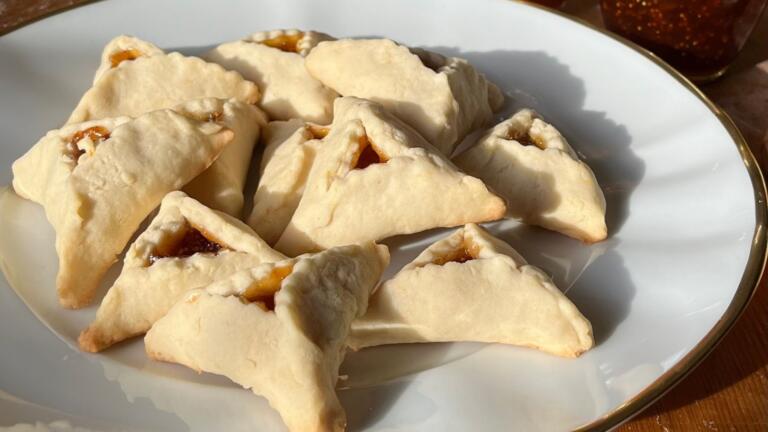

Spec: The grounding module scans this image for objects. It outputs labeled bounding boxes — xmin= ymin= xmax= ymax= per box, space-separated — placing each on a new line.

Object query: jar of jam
xmin=600 ymin=0 xmax=768 ymax=82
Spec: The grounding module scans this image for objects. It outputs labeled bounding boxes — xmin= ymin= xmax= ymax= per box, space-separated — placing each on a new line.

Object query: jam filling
xmin=240 ymin=265 xmax=294 ymax=310
xmin=353 ymin=134 xmax=388 ymax=170
xmin=507 ymin=130 xmax=545 ymax=150
xmin=431 ymin=242 xmax=480 ymax=266
xmin=148 ymin=226 xmax=224 ymax=264
xmin=207 ymin=111 xmax=223 ymax=122
xmin=67 ymin=126 xmax=110 ymax=163
xmin=261 ymin=33 xmax=304 ymax=53
xmin=188 ymin=111 xmax=223 ymax=123
xmin=600 ymin=0 xmax=762 ymax=80
xmin=109 ymin=49 xmax=143 ymax=68
xmin=306 ymin=124 xmax=329 ymax=140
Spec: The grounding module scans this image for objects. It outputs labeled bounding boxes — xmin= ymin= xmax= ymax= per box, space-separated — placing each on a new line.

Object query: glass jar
xmin=600 ymin=0 xmax=768 ymax=82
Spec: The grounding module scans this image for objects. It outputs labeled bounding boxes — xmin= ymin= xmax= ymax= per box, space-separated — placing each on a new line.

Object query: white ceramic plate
xmin=0 ymin=0 xmax=764 ymax=431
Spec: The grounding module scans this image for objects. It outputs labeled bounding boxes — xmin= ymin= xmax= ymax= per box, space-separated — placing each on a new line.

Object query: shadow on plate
xmin=339 ymin=378 xmax=437 ymax=431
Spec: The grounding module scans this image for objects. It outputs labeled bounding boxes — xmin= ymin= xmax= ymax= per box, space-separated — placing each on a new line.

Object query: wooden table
xmin=1 ymin=0 xmax=767 ymax=430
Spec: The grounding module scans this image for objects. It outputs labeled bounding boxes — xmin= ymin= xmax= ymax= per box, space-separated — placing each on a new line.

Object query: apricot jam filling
xmin=68 ymin=126 xmax=110 ymax=163
xmin=261 ymin=33 xmax=304 ymax=53
xmin=187 ymin=111 xmax=223 ymax=123
xmin=148 ymin=225 xmax=225 ymax=265
xmin=109 ymin=49 xmax=143 ymax=68
xmin=240 ymin=265 xmax=294 ymax=310
xmin=431 ymin=241 xmax=481 ymax=266
xmin=507 ymin=129 xmax=545 ymax=150
xmin=353 ymin=134 xmax=388 ymax=170
xmin=207 ymin=111 xmax=223 ymax=122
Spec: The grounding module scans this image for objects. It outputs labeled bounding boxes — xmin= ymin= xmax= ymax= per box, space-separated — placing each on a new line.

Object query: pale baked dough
xmin=205 ymin=29 xmax=337 ymax=123
xmin=92 ymin=35 xmax=164 ymax=83
xmin=67 ymin=50 xmax=260 ymax=124
xmin=454 ymin=109 xmax=607 ymax=242
xmin=12 ymin=103 xmax=234 ymax=308
xmin=305 ymin=38 xmax=503 ymax=155
xmin=247 ymin=119 xmax=326 ymax=244
xmin=88 ymin=36 xmax=266 ymax=215
xmin=144 ymin=242 xmax=389 ymax=432
xmin=349 ymin=224 xmax=594 ymax=357
xmin=78 ymin=191 xmax=285 ymax=352
xmin=174 ymin=98 xmax=267 ymax=216
xmin=273 ymin=97 xmax=506 ymax=256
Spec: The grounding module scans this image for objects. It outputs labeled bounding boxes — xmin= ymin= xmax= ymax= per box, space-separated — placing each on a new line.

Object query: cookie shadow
xmin=338 ymin=379 xmax=411 ymax=431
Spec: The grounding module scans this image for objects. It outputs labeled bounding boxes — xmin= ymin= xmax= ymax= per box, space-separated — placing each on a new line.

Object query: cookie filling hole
xmin=206 ymin=111 xmax=223 ymax=122
xmin=240 ymin=265 xmax=294 ymax=310
xmin=109 ymin=49 xmax=143 ymax=68
xmin=431 ymin=241 xmax=481 ymax=266
xmin=353 ymin=134 xmax=388 ymax=170
xmin=261 ymin=33 xmax=304 ymax=53
xmin=306 ymin=124 xmax=329 ymax=140
xmin=148 ymin=224 xmax=225 ymax=265
xmin=507 ymin=129 xmax=546 ymax=150
xmin=68 ymin=126 xmax=110 ymax=163
xmin=187 ymin=111 xmax=223 ymax=123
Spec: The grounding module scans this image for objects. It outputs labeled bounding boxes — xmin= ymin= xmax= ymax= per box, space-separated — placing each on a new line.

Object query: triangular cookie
xmin=247 ymin=119 xmax=328 ymax=244
xmin=67 ymin=46 xmax=260 ymax=124
xmin=305 ymin=38 xmax=503 ymax=155
xmin=78 ymin=191 xmax=285 ymax=352
xmin=454 ymin=109 xmax=607 ymax=242
xmin=85 ymin=38 xmax=266 ymax=215
xmin=349 ymin=224 xmax=594 ymax=358
xmin=274 ymin=97 xmax=506 ymax=256
xmin=205 ymin=29 xmax=338 ymax=123
xmin=174 ymin=98 xmax=267 ymax=216
xmin=92 ymin=35 xmax=164 ymax=84
xmin=11 ymin=102 xmax=234 ymax=308
xmin=144 ymin=242 xmax=389 ymax=432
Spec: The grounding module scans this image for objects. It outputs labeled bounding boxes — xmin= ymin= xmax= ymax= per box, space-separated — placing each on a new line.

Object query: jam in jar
xmin=600 ymin=0 xmax=768 ymax=82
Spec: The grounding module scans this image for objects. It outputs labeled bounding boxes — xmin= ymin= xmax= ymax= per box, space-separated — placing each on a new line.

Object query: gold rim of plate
xmin=1 ymin=1 xmax=766 ymax=431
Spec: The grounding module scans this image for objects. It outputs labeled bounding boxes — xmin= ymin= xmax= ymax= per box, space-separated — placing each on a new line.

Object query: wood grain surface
xmin=1 ymin=0 xmax=767 ymax=430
